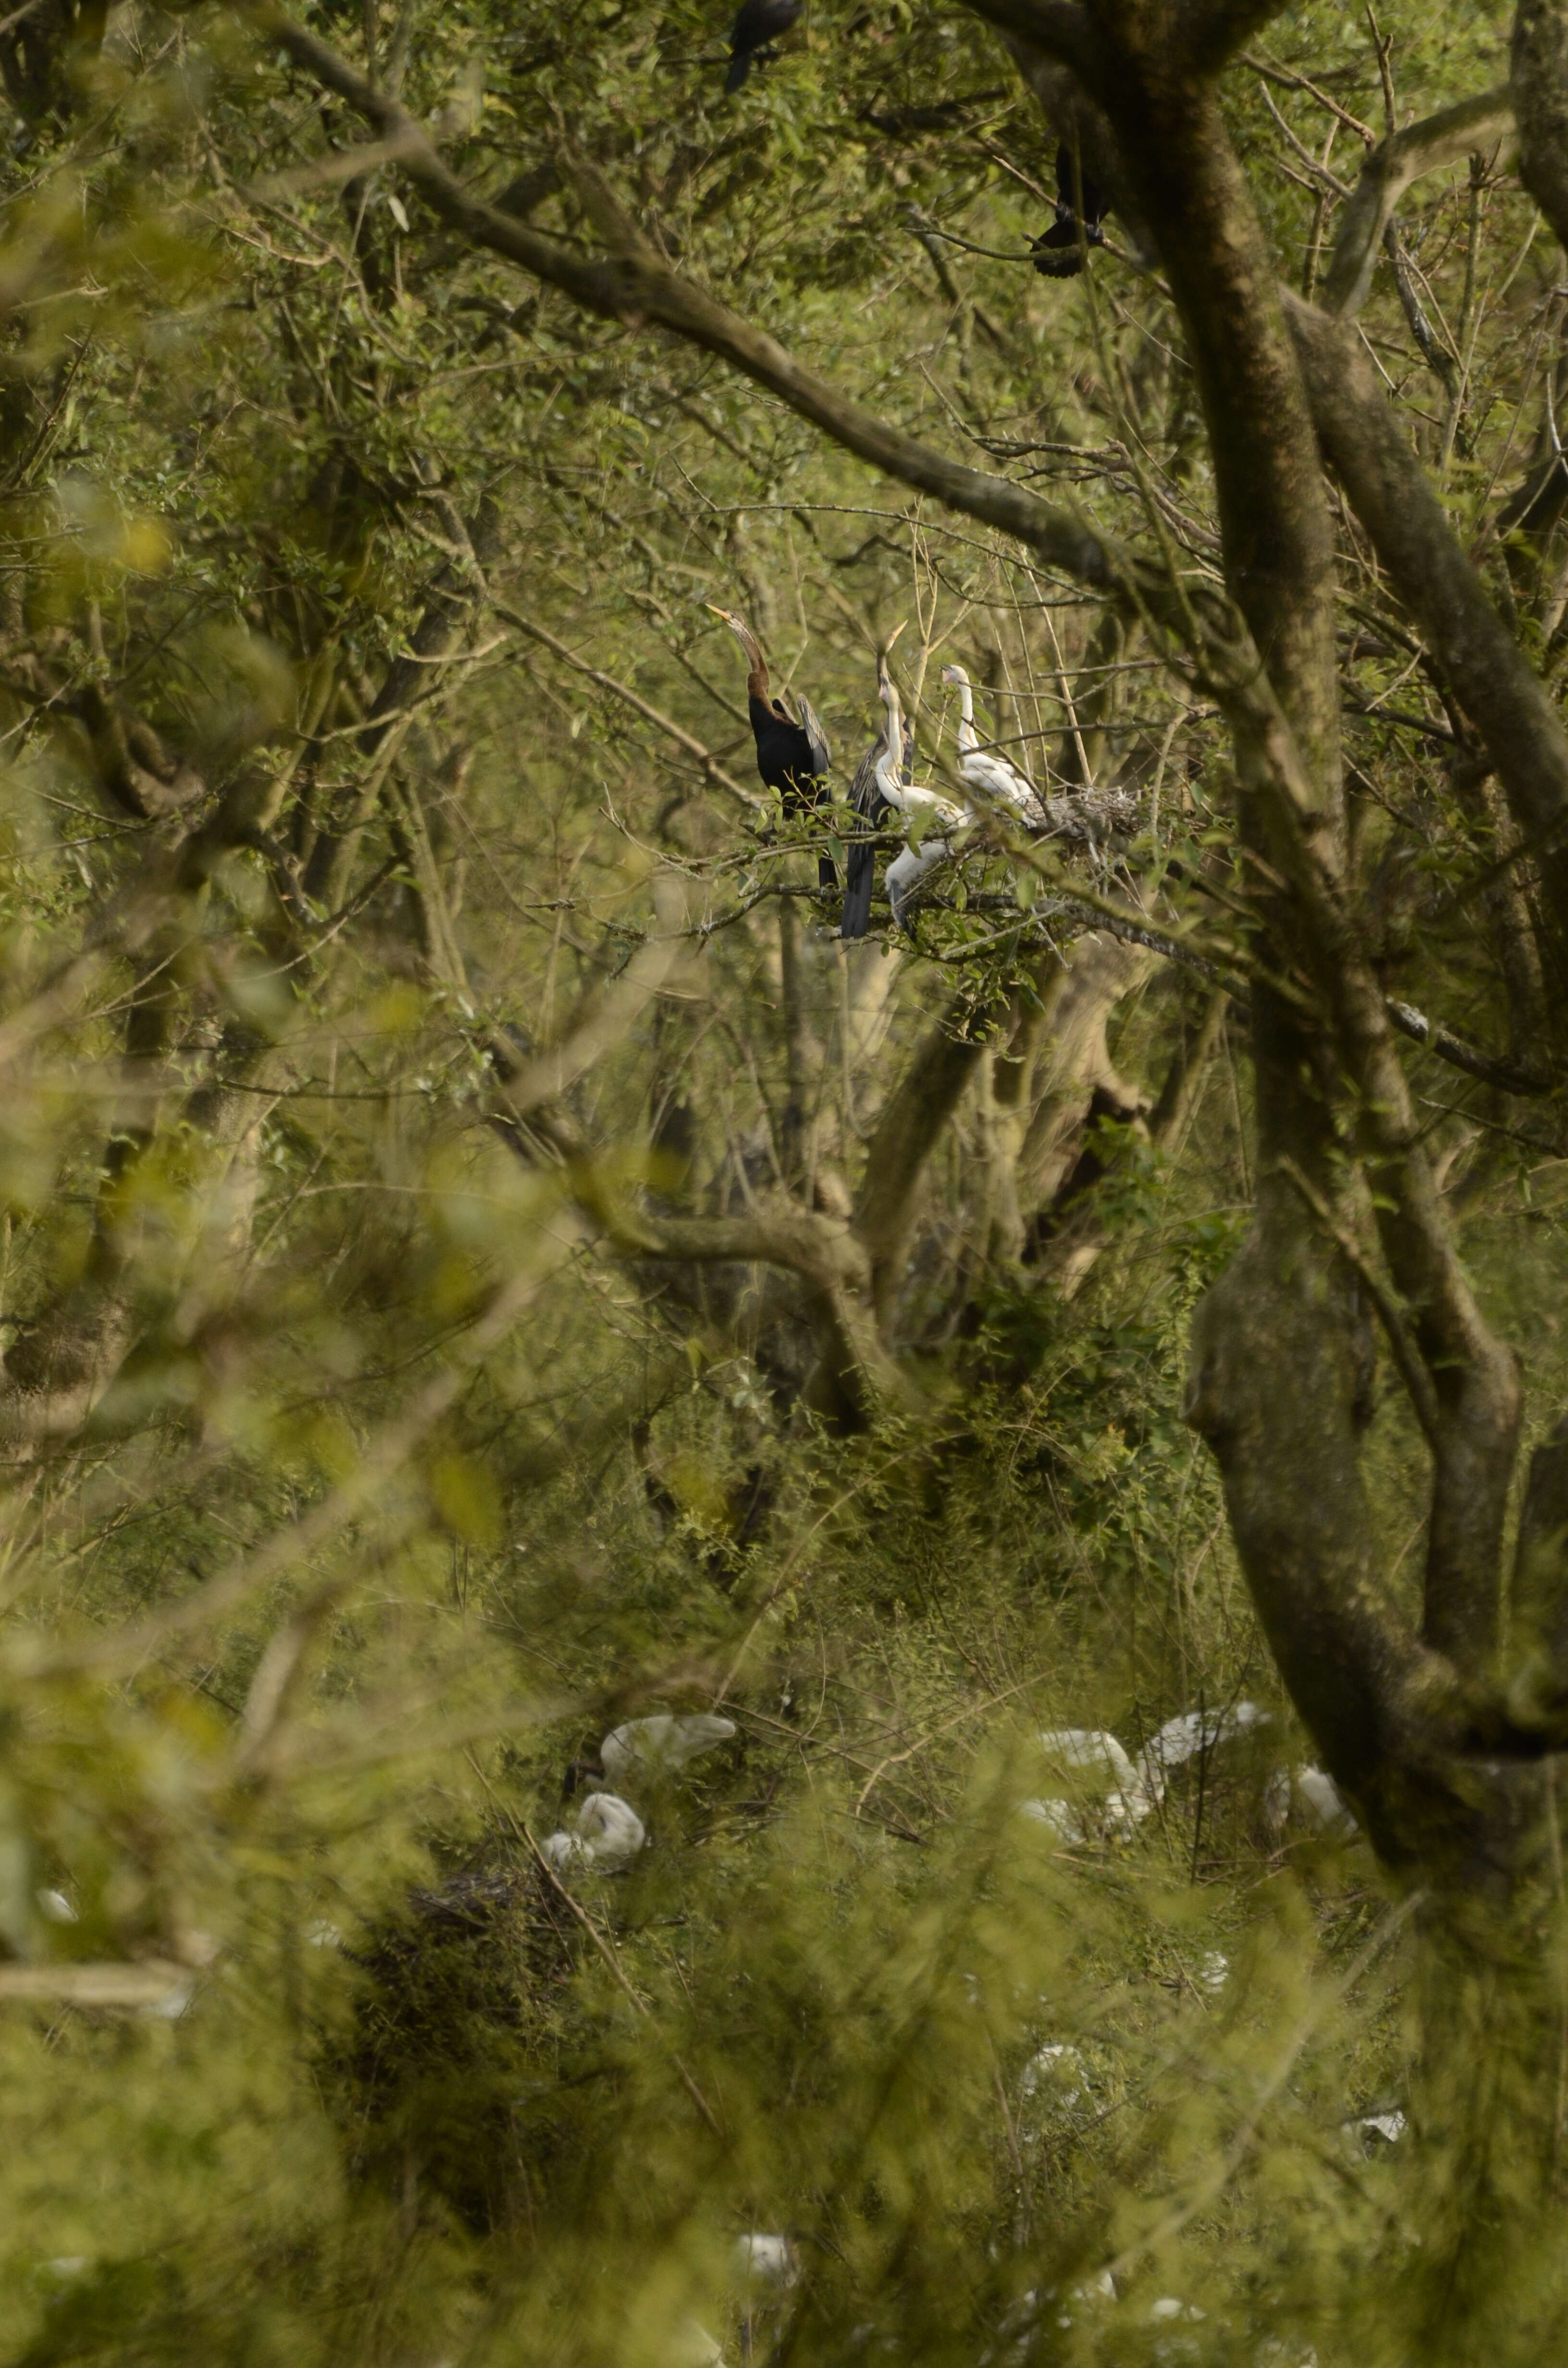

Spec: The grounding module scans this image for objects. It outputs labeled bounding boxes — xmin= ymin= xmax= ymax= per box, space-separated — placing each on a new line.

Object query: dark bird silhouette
xmin=840 ymin=632 xmax=912 ymax=941
xmin=1031 ymin=141 xmax=1109 ymax=279
xmin=723 ymin=0 xmax=801 ymax=92
xmin=708 ymin=605 xmax=836 ymax=890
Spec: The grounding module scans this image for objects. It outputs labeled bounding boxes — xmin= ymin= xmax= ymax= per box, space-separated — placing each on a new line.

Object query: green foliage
xmin=0 ymin=0 xmax=1561 ymax=2358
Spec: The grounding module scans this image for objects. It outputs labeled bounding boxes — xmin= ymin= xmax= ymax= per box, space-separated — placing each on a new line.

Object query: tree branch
xmin=1285 ymin=290 xmax=1568 ymax=992
xmin=954 ymin=0 xmax=1095 ymax=76
xmin=239 ymin=0 xmax=1137 ymax=601
xmin=497 ymin=606 xmax=763 ymax=813
xmin=1384 ymin=998 xmax=1552 ymax=1096
xmin=1219 ymin=667 xmax=1522 ymax=1670
xmin=1512 ymin=2 xmax=1568 ymax=262
xmin=853 ymin=999 xmax=992 ymax=1324
xmin=1321 ymin=86 xmax=1515 ymax=320
xmin=1177 ymin=0 xmax=1298 ymax=75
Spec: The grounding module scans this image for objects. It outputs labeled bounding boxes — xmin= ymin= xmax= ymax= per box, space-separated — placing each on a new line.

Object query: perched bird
xmin=871 ymin=648 xmax=967 ymax=932
xmin=838 ymin=724 xmax=899 ymax=941
xmin=600 ymin=1712 xmax=736 ymax=1781
xmin=840 ymin=629 xmax=912 ymax=942
xmin=1031 ymin=141 xmax=1110 ymax=279
xmin=723 ymin=0 xmax=802 ymax=94
xmin=941 ymin=663 xmax=1048 ymax=827
xmin=708 ymin=604 xmax=836 ymax=889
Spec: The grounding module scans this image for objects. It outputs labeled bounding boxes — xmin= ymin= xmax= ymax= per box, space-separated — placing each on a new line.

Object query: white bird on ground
xmin=1037 ymin=1727 xmax=1152 ymax=1831
xmin=872 ymin=649 xmax=968 ymax=931
xmin=541 ymin=1791 xmax=647 ymax=1872
xmin=1022 ymin=1704 xmax=1273 ymax=1841
xmin=1346 ymin=2108 xmax=1406 ymax=2147
xmin=1264 ymin=1764 xmax=1357 ymax=1837
xmin=941 ymin=663 xmax=1048 ymax=827
xmin=600 ymin=1714 xmax=736 ymax=1783
xmin=1137 ymin=1702 xmax=1270 ymax=1801
xmin=1020 ymin=2041 xmax=1090 ymax=2109
xmin=1018 ymin=1796 xmax=1088 ymax=1843
xmin=732 ymin=2232 xmax=798 ymax=2286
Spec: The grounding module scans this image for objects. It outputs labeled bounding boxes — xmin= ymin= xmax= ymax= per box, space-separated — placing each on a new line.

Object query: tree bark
xmin=1513 ymin=0 xmax=1568 ymax=260
xmin=1286 ymin=291 xmax=1568 ymax=998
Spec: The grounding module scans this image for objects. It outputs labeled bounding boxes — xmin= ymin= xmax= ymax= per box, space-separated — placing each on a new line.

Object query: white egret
xmin=600 ymin=1714 xmax=736 ymax=1783
xmin=871 ymin=649 xmax=968 ymax=931
xmin=940 ymin=663 xmax=1047 ymax=826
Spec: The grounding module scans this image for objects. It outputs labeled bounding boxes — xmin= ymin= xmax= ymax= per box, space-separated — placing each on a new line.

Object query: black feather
xmin=748 ymin=691 xmax=836 ymax=891
xmin=723 ymin=0 xmax=802 ymax=92
xmin=839 ymin=718 xmax=911 ymax=941
xmin=1032 ymin=141 xmax=1109 ymax=279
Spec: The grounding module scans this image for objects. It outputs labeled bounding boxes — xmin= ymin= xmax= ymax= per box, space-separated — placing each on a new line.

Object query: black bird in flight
xmin=1031 ymin=141 xmax=1110 ymax=279
xmin=708 ymin=605 xmax=836 ymax=889
xmin=723 ymin=0 xmax=802 ymax=93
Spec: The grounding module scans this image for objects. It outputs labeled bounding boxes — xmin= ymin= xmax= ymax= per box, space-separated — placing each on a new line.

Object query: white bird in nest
xmin=600 ymin=1713 xmax=737 ymax=1784
xmin=732 ymin=2232 xmax=799 ymax=2287
xmin=1022 ymin=1705 xmax=1273 ymax=1841
xmin=940 ymin=663 xmax=1049 ymax=829
xmin=540 ymin=1791 xmax=647 ymax=1872
xmin=1034 ymin=1726 xmax=1152 ymax=1834
xmin=872 ymin=649 xmax=969 ymax=932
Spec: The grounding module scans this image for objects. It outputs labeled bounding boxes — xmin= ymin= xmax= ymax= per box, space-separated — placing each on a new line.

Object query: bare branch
xmin=1285 ymin=290 xmax=1568 ymax=988
xmin=498 ymin=607 xmax=764 ymax=813
xmin=494 ymin=877 xmax=691 ymax=1120
xmin=1384 ymin=999 xmax=1552 ymax=1096
xmin=1322 ymin=85 xmax=1515 ymax=320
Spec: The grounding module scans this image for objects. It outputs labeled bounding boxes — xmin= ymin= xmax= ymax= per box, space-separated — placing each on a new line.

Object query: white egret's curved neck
xmin=874 ymin=726 xmax=905 ymax=810
xmin=947 ymin=667 xmax=978 ymax=752
xmin=877 ymin=665 xmax=903 ymax=739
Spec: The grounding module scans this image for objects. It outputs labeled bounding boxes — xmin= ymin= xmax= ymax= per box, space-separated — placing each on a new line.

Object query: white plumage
xmin=541 ymin=1790 xmax=647 ymax=1872
xmin=873 ymin=656 xmax=968 ymax=930
xmin=1023 ymin=1703 xmax=1275 ymax=1842
xmin=600 ymin=1713 xmax=736 ymax=1782
xmin=1264 ymin=1764 xmax=1356 ymax=1836
xmin=732 ymin=2232 xmax=798 ymax=2287
xmin=1038 ymin=1726 xmax=1152 ymax=1832
xmin=941 ymin=663 xmax=1048 ymax=827
xmin=1136 ymin=1701 xmax=1269 ymax=1800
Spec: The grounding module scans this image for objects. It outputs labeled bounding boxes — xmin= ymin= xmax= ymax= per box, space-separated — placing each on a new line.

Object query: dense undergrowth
xmin=1 ymin=0 xmax=1566 ymax=2355
xmin=4 ymin=1096 xmax=1538 ymax=2365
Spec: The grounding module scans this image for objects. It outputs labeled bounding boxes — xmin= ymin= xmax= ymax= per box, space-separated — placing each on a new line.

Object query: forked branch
xmin=1322 ymin=86 xmax=1516 ymax=319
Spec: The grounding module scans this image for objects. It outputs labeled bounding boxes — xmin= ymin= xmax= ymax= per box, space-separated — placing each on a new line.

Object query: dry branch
xmin=1321 ymin=86 xmax=1515 ymax=320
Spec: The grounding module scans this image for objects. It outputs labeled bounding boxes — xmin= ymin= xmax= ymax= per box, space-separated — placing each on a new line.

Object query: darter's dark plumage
xmin=709 ymin=605 xmax=836 ymax=890
xmin=723 ymin=0 xmax=801 ymax=93
xmin=1032 ymin=141 xmax=1109 ymax=279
